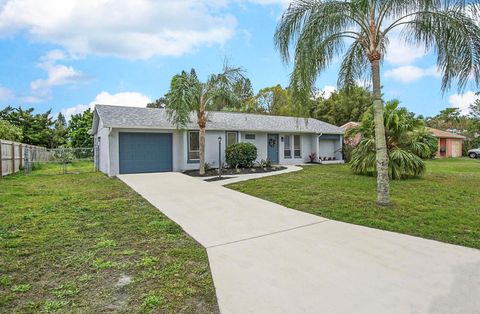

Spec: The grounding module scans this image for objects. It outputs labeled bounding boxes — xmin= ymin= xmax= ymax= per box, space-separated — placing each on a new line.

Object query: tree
xmin=469 ymin=92 xmax=480 ymax=120
xmin=147 ymin=95 xmax=169 ymax=108
xmin=167 ymin=65 xmax=244 ymax=175
xmin=67 ymin=109 xmax=93 ymax=148
xmin=0 ymin=120 xmax=23 ymax=141
xmin=348 ymin=101 xmax=437 ymax=179
xmin=0 ymin=106 xmax=54 ymax=147
xmin=311 ymin=86 xmax=372 ymax=125
xmin=52 ymin=112 xmax=68 ymax=147
xmin=275 ymin=0 xmax=480 ymax=205
xmin=255 ymin=85 xmax=293 ymax=115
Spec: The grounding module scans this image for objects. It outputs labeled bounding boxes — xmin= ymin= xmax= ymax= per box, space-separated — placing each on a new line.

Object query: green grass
xmin=228 ymin=158 xmax=480 ymax=249
xmin=0 ymin=162 xmax=218 ymax=313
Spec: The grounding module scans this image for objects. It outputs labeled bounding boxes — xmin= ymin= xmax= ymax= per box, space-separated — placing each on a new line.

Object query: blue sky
xmin=0 ymin=0 xmax=478 ymax=121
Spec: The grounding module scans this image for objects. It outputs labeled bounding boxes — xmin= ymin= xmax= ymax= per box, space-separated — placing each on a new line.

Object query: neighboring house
xmin=340 ymin=121 xmax=361 ymax=145
xmin=92 ymin=105 xmax=344 ymax=176
xmin=426 ymin=127 xmax=466 ymax=158
xmin=341 ymin=121 xmax=465 ymax=158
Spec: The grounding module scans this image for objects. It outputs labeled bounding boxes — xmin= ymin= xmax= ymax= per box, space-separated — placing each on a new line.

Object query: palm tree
xmin=167 ymin=65 xmax=244 ymax=175
xmin=274 ymin=0 xmax=480 ymax=205
xmin=348 ymin=100 xmax=438 ymax=179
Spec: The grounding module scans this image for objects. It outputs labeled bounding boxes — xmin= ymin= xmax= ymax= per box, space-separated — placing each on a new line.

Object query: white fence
xmin=0 ymin=140 xmax=53 ymax=177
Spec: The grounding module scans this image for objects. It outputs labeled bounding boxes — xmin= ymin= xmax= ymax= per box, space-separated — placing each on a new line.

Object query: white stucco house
xmin=92 ymin=105 xmax=344 ymax=176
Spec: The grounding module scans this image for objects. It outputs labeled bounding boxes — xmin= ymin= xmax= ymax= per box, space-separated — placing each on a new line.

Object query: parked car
xmin=467 ymin=148 xmax=480 ymax=158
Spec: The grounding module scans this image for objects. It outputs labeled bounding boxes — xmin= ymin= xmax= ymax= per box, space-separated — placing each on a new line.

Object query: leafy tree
xmin=275 ymin=0 xmax=480 ymax=205
xmin=469 ymin=92 xmax=480 ymax=120
xmin=0 ymin=120 xmax=23 ymax=141
xmin=167 ymin=65 xmax=244 ymax=175
xmin=311 ymin=86 xmax=372 ymax=125
xmin=0 ymin=106 xmax=54 ymax=147
xmin=147 ymin=95 xmax=169 ymax=108
xmin=255 ymin=85 xmax=294 ymax=115
xmin=348 ymin=101 xmax=437 ymax=179
xmin=67 ymin=109 xmax=93 ymax=148
xmin=52 ymin=112 xmax=68 ymax=147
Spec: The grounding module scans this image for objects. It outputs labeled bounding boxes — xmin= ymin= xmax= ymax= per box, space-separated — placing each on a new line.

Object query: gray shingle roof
xmin=94 ymin=105 xmax=344 ymax=134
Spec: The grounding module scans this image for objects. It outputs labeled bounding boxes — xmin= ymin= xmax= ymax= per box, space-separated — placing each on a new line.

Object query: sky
xmin=0 ymin=0 xmax=478 ymax=121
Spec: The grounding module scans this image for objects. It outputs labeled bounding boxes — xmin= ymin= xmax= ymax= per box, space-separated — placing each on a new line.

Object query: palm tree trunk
xmin=371 ymin=58 xmax=390 ymax=205
xmin=198 ymin=110 xmax=206 ymax=175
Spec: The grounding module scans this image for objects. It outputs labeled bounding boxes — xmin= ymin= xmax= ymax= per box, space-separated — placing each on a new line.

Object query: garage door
xmin=119 ymin=133 xmax=173 ymax=174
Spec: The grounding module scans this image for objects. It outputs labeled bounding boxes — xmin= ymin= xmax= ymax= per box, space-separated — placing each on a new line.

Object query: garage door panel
xmin=119 ymin=133 xmax=173 ymax=174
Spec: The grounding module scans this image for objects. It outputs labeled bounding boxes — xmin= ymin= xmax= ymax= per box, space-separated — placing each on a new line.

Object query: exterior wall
xmin=435 ymin=137 xmax=463 ymax=158
xmin=318 ymin=135 xmax=343 ymax=161
xmin=278 ymin=133 xmax=315 ymax=165
xmin=95 ymin=119 xmax=110 ymax=174
xmin=96 ymin=126 xmax=343 ymax=176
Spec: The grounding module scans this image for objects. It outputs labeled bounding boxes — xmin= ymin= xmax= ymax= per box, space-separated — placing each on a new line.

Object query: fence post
xmin=0 ymin=140 xmax=3 ymax=179
xmin=11 ymin=142 xmax=15 ymax=175
xmin=19 ymin=144 xmax=23 ymax=169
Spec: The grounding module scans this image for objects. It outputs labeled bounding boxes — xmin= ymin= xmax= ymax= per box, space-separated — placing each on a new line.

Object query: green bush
xmin=225 ymin=142 xmax=257 ymax=168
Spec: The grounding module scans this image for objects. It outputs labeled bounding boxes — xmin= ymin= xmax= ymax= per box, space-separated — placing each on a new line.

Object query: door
xmin=267 ymin=134 xmax=279 ymax=164
xmin=119 ymin=133 xmax=173 ymax=174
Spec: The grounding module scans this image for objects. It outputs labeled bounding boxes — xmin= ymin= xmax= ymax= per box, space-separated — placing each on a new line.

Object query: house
xmin=341 ymin=121 xmax=466 ymax=158
xmin=340 ymin=121 xmax=361 ymax=145
xmin=92 ymin=105 xmax=344 ymax=176
xmin=426 ymin=127 xmax=466 ymax=158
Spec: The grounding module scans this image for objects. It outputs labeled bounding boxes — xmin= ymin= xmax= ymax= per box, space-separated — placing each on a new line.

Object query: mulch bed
xmin=204 ymin=176 xmax=237 ymax=182
xmin=183 ymin=166 xmax=287 ymax=177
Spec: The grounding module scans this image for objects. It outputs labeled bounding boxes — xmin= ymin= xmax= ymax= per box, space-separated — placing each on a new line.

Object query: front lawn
xmin=228 ymin=158 xmax=480 ymax=249
xmin=0 ymin=162 xmax=218 ymax=313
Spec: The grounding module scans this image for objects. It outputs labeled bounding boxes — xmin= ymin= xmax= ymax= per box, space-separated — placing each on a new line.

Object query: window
xmin=245 ymin=133 xmax=256 ymax=140
xmin=226 ymin=131 xmax=238 ymax=147
xmin=294 ymin=135 xmax=301 ymax=158
xmin=188 ymin=131 xmax=199 ymax=161
xmin=284 ymin=135 xmax=292 ymax=158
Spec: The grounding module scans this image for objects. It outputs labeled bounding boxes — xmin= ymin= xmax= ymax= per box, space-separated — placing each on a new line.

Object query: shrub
xmin=225 ymin=142 xmax=257 ymax=168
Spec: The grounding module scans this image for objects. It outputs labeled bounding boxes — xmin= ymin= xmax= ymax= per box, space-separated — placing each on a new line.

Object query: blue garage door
xmin=119 ymin=133 xmax=173 ymax=174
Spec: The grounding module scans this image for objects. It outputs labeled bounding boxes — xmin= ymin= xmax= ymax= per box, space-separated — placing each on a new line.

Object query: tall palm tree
xmin=167 ymin=65 xmax=244 ymax=175
xmin=275 ymin=0 xmax=480 ymax=205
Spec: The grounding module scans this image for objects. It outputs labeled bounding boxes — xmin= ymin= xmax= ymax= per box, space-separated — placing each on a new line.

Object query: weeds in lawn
xmin=11 ymin=284 xmax=31 ymax=293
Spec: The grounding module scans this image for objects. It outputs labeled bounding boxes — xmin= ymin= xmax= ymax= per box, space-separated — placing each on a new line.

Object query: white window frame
xmin=188 ymin=130 xmax=200 ymax=162
xmin=284 ymin=135 xmax=292 ymax=158
xmin=294 ymin=134 xmax=301 ymax=158
xmin=226 ymin=131 xmax=238 ymax=147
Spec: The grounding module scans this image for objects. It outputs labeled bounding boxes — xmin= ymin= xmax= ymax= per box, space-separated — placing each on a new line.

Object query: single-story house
xmin=426 ymin=127 xmax=466 ymax=158
xmin=92 ymin=105 xmax=344 ymax=176
xmin=340 ymin=121 xmax=361 ymax=145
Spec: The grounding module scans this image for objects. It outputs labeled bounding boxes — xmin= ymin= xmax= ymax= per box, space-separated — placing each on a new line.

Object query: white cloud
xmin=449 ymin=91 xmax=479 ymax=115
xmin=385 ymin=35 xmax=427 ymax=65
xmin=0 ymin=0 xmax=237 ymax=59
xmin=322 ymin=85 xmax=336 ymax=99
xmin=90 ymin=91 xmax=151 ymax=108
xmin=0 ymin=86 xmax=14 ymax=101
xmin=21 ymin=50 xmax=86 ymax=103
xmin=384 ymin=65 xmax=440 ymax=83
xmin=60 ymin=91 xmax=152 ymax=120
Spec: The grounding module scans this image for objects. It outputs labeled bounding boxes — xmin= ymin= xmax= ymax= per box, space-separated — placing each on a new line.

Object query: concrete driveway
xmin=119 ymin=172 xmax=480 ymax=314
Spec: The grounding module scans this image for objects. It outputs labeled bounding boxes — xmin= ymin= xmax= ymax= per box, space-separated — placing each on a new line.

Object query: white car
xmin=467 ymin=148 xmax=480 ymax=158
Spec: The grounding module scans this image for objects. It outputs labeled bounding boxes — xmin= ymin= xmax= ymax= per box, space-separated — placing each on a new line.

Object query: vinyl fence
xmin=0 ymin=139 xmax=53 ymax=177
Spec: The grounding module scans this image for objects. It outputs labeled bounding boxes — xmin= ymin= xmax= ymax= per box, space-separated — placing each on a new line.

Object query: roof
xmin=427 ymin=127 xmax=466 ymax=140
xmin=340 ymin=121 xmax=360 ymax=130
xmin=93 ymin=105 xmax=344 ymax=134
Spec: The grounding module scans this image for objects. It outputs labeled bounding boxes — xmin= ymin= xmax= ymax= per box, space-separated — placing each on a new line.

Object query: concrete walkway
xmin=119 ymin=173 xmax=480 ymax=314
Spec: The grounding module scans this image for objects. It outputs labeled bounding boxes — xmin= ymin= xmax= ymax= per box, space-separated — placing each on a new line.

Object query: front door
xmin=267 ymin=134 xmax=279 ymax=164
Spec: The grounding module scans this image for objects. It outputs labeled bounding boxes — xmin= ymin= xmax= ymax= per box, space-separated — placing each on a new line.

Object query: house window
xmin=294 ymin=135 xmax=301 ymax=158
xmin=226 ymin=131 xmax=238 ymax=147
xmin=188 ymin=131 xmax=200 ymax=161
xmin=284 ymin=135 xmax=292 ymax=158
xmin=245 ymin=133 xmax=256 ymax=140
